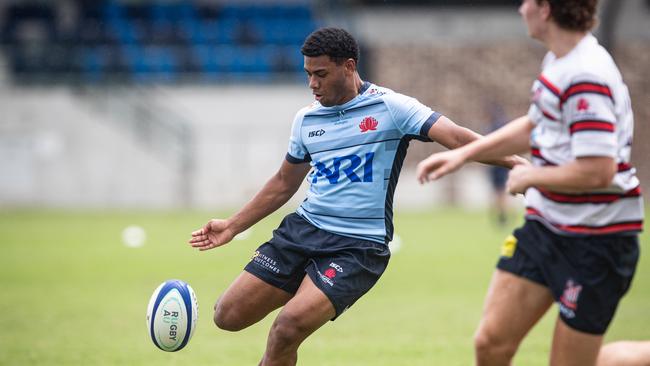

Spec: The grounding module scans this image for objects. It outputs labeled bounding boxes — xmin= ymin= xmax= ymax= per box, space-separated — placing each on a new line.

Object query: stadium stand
xmin=0 ymin=1 xmax=317 ymax=83
xmin=0 ymin=0 xmax=647 ymax=209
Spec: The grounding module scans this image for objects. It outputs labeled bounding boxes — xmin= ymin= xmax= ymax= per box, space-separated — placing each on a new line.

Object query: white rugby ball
xmin=146 ymin=279 xmax=198 ymax=352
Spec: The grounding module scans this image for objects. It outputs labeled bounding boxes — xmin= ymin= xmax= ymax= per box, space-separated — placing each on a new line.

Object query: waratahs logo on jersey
xmin=319 ymin=262 xmax=344 ymax=286
xmin=576 ymin=98 xmax=590 ymax=112
xmin=359 ymin=116 xmax=378 ymax=133
xmin=324 ymin=268 xmax=336 ymax=279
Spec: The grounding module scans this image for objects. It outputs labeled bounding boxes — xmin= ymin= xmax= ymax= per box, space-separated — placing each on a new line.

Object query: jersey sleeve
xmin=286 ymin=109 xmax=311 ymax=164
xmin=562 ymin=74 xmax=617 ymax=158
xmin=527 ymin=102 xmax=542 ymax=126
xmin=527 ymin=75 xmax=559 ymax=126
xmin=527 ymin=54 xmax=555 ymax=126
xmin=383 ymin=92 xmax=441 ymax=139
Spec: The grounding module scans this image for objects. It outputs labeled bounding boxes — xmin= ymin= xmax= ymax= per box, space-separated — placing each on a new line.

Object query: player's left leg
xmin=548 ymin=233 xmax=641 ymax=366
xmin=597 ymin=341 xmax=650 ymax=366
xmin=259 ymin=229 xmax=390 ymax=365
xmin=549 ymin=317 xmax=603 ymax=366
xmin=260 ymin=275 xmax=335 ymax=366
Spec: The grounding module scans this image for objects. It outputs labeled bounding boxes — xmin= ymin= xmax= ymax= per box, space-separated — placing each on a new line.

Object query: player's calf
xmin=263 ymin=311 xmax=313 ymax=365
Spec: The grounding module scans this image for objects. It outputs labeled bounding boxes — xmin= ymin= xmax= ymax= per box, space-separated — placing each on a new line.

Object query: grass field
xmin=1 ymin=209 xmax=648 ymax=365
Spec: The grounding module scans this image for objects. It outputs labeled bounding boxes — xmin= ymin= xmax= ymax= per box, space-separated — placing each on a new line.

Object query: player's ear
xmin=344 ymin=58 xmax=356 ymax=74
xmin=540 ymin=0 xmax=552 ymax=21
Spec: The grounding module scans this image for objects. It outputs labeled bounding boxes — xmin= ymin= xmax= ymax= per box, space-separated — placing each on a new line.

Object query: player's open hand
xmin=189 ymin=219 xmax=236 ymax=251
xmin=416 ymin=149 xmax=468 ymax=184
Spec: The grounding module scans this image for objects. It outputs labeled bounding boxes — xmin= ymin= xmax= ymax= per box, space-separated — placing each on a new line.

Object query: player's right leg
xmin=258 ymin=217 xmax=390 ymax=365
xmin=474 ymin=269 xmax=554 ymax=366
xmin=214 ymin=271 xmax=293 ymax=331
xmin=213 ymin=213 xmax=311 ymax=331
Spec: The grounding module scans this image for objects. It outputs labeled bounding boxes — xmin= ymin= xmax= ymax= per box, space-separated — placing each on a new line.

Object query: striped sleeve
xmin=527 ymin=103 xmax=542 ymax=126
xmin=562 ymin=75 xmax=617 ymax=158
xmin=527 ymin=76 xmax=561 ymax=125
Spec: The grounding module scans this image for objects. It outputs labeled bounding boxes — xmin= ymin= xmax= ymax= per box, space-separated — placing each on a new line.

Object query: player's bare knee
xmin=474 ymin=330 xmax=517 ymax=361
xmin=269 ymin=312 xmax=307 ymax=346
xmin=213 ymin=299 xmax=246 ymax=331
xmin=598 ymin=341 xmax=650 ymax=366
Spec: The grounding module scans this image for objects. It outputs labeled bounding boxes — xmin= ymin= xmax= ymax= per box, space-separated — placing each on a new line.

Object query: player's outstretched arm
xmin=507 ymin=156 xmax=616 ymax=194
xmin=417 ymin=115 xmax=533 ymax=184
xmin=189 ymin=160 xmax=311 ymax=251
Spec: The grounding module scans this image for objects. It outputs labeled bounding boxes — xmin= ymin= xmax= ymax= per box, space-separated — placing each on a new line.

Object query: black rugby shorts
xmin=244 ymin=213 xmax=390 ymax=319
xmin=497 ymin=220 xmax=639 ymax=334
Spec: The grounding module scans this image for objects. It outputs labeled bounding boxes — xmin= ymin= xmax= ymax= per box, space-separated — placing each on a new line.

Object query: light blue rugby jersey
xmin=286 ymin=82 xmax=441 ymax=244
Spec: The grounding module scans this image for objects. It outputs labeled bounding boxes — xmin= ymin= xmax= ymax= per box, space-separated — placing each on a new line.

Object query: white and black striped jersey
xmin=525 ymin=34 xmax=643 ymax=235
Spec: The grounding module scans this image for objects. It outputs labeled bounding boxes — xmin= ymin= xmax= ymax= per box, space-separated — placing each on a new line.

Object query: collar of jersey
xmin=552 ymin=33 xmax=597 ymax=61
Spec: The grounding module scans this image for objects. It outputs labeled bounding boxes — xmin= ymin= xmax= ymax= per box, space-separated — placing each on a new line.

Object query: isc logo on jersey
xmin=146 ymin=279 xmax=198 ymax=352
xmin=308 ymin=129 xmax=326 ymax=138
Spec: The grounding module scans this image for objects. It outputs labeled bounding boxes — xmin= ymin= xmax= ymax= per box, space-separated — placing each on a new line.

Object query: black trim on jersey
xmin=384 ymin=135 xmax=419 ymax=243
xmin=310 ymin=138 xmax=401 ymax=155
xmin=359 ymin=81 xmax=371 ymax=95
xmin=569 ymin=120 xmax=615 ymax=134
xmin=285 ymin=153 xmax=311 ymax=164
xmin=535 ymin=186 xmax=642 ymax=205
xmin=304 ymin=112 xmax=344 ymax=118
xmin=569 ymin=118 xmax=615 ymax=126
xmin=561 ymin=82 xmax=614 ymax=105
xmin=526 ymin=207 xmax=643 ymax=234
xmin=300 ymin=206 xmax=384 ymax=220
xmin=419 ymin=112 xmax=442 ymax=139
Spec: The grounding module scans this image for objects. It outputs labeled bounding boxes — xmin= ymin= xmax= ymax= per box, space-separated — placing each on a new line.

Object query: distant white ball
xmin=122 ymin=225 xmax=146 ymax=248
xmin=388 ymin=234 xmax=402 ymax=254
xmin=146 ymin=279 xmax=198 ymax=352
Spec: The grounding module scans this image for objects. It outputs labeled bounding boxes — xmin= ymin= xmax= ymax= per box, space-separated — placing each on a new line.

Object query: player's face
xmin=519 ymin=0 xmax=549 ymax=40
xmin=304 ymin=55 xmax=355 ymax=107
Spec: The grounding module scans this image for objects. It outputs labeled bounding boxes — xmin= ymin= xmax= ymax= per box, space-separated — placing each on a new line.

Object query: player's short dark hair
xmin=301 ymin=27 xmax=360 ymax=65
xmin=537 ymin=0 xmax=598 ymax=31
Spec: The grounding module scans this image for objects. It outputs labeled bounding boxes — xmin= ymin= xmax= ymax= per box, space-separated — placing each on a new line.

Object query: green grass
xmin=0 ymin=209 xmax=648 ymax=365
